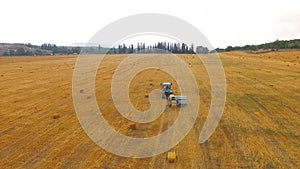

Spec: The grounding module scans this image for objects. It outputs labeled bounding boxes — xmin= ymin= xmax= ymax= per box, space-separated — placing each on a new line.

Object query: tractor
xmin=161 ymin=82 xmax=173 ymax=99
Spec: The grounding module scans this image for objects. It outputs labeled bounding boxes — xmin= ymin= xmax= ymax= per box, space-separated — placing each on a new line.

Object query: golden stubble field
xmin=0 ymin=51 xmax=299 ymax=168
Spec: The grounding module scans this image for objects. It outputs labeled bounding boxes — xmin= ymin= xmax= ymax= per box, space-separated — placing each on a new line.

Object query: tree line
xmin=215 ymin=39 xmax=300 ymax=52
xmin=82 ymin=42 xmax=196 ymax=54
xmin=2 ymin=39 xmax=299 ymax=56
xmin=3 ymin=43 xmax=81 ymax=56
xmin=2 ymin=42 xmax=199 ymax=56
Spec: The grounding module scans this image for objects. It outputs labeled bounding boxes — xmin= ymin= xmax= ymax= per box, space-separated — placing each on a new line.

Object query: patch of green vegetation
xmin=265 ymin=128 xmax=277 ymax=135
xmin=274 ymin=119 xmax=285 ymax=128
xmin=266 ymin=162 xmax=277 ymax=169
xmin=286 ymin=131 xmax=298 ymax=138
xmin=216 ymin=158 xmax=222 ymax=167
xmin=216 ymin=39 xmax=300 ymax=52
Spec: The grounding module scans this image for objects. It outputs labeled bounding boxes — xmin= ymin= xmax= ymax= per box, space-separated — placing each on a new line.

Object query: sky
xmin=0 ymin=0 xmax=299 ymax=49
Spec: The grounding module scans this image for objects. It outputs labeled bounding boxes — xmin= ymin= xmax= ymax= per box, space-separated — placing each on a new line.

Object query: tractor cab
xmin=161 ymin=82 xmax=173 ymax=99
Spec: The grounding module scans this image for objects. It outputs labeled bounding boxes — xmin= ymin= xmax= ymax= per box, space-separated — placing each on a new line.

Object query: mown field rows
xmin=0 ymin=51 xmax=299 ymax=168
